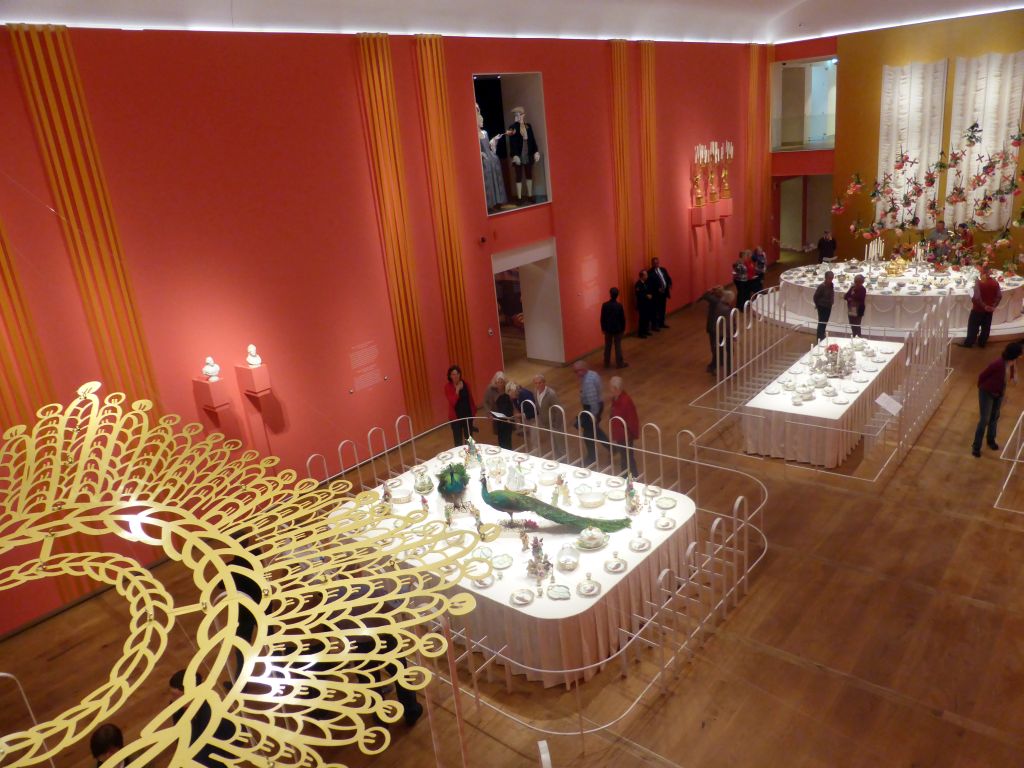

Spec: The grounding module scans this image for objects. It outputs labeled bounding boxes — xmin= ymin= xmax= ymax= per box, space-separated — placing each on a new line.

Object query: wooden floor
xmin=5 ymin=252 xmax=1024 ymax=767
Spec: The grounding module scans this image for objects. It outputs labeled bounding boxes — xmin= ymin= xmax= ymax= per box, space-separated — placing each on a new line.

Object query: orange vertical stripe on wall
xmin=639 ymin=41 xmax=657 ymax=265
xmin=413 ymin=35 xmax=475 ymax=380
xmin=8 ymin=24 xmax=161 ymax=409
xmin=0 ymin=219 xmax=94 ymax=604
xmin=610 ymin=40 xmax=635 ymax=317
xmin=357 ymin=33 xmax=433 ymax=430
xmin=0 ymin=219 xmax=55 ymax=428
xmin=744 ymin=44 xmax=773 ymax=251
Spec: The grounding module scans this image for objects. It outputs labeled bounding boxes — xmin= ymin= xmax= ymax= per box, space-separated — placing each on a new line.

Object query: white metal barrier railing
xmin=304 ymin=416 xmax=766 ymax=763
xmin=690 ymin=291 xmax=953 ymax=481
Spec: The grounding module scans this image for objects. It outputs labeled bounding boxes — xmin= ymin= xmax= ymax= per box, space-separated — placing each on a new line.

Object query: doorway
xmin=492 ymin=238 xmax=564 ymax=374
xmin=777 ymin=174 xmax=833 ymax=264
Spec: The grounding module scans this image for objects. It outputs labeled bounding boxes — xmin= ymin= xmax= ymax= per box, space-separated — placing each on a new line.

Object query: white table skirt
xmin=742 ymin=341 xmax=907 ymax=468
xmin=780 ymin=273 xmax=1023 ymax=330
xmin=379 ymin=447 xmax=698 ymax=687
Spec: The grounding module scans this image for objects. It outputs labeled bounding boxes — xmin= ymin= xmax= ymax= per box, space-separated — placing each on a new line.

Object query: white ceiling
xmin=2 ymin=0 xmax=1023 ymax=43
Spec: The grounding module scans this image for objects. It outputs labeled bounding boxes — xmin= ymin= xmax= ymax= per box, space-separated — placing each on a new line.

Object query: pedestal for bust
xmin=716 ymin=197 xmax=733 ymax=219
xmin=193 ymin=377 xmax=231 ymax=411
xmin=236 ymin=364 xmax=272 ymax=397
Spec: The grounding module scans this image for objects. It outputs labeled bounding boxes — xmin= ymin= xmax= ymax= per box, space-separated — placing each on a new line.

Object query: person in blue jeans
xmin=573 ymin=360 xmax=608 ymax=466
xmin=973 ymin=342 xmax=1022 ymax=457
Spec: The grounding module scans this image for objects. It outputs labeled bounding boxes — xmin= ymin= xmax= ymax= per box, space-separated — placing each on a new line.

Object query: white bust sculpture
xmin=202 ymin=356 xmax=220 ymax=382
xmin=246 ymin=344 xmax=262 ymax=368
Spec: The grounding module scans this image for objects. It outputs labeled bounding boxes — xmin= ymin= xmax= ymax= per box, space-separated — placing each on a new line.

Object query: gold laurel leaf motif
xmin=0 ymin=384 xmax=483 ymax=767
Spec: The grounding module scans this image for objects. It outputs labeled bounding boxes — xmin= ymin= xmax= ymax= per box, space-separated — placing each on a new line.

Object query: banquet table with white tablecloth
xmin=742 ymin=339 xmax=906 ymax=468
xmin=780 ymin=262 xmax=1024 ymax=331
xmin=375 ymin=447 xmax=697 ymax=686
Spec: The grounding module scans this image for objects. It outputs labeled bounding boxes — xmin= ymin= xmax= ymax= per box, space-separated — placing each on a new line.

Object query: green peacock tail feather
xmin=480 ymin=476 xmax=631 ymax=533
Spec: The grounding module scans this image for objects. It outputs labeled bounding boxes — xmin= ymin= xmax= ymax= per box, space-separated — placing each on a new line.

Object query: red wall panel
xmin=66 ymin=29 xmax=408 ymax=471
xmin=0 ymin=29 xmax=761 ymax=476
xmin=654 ymin=42 xmax=755 ymax=303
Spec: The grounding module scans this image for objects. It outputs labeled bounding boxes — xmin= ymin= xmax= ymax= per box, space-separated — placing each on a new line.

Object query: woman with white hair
xmin=609 ymin=376 xmax=640 ymax=476
xmin=506 ymin=380 xmax=537 ymax=421
xmin=483 ymin=371 xmax=507 ymax=439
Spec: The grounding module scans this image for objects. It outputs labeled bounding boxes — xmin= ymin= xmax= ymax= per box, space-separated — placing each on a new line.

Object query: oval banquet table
xmin=779 ymin=262 xmax=1024 ymax=331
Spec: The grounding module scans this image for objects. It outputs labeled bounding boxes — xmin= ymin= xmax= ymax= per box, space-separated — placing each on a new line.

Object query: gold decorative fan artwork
xmin=0 ymin=383 xmax=496 ymax=767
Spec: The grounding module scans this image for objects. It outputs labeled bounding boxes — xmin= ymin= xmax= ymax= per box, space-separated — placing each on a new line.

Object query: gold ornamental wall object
xmin=0 ymin=382 xmax=496 ymax=767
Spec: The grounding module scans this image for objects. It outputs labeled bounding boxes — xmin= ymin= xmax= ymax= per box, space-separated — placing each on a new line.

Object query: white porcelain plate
xmin=484 ymin=445 xmax=501 ymax=455
xmin=542 ymin=460 xmax=559 ymax=470
xmin=852 ymin=374 xmax=869 ymax=383
xmin=573 ymin=468 xmax=591 ymax=479
xmin=577 ymin=579 xmax=602 ymax=597
xmin=842 ymin=384 xmax=860 ymax=394
xmin=644 ymin=485 xmax=662 ymax=498
xmin=491 ymin=554 xmax=513 ymax=570
xmin=510 ymin=589 xmax=535 ymax=606
xmin=655 ymin=516 xmax=676 ymax=530
xmin=861 ymin=364 xmax=878 ymax=372
xmin=547 ymin=584 xmax=571 ymax=600
xmin=656 ymin=496 xmax=677 ymax=510
xmin=765 ymin=385 xmax=781 ymax=395
xmin=605 ymin=477 xmax=625 ymax=488
xmin=605 ymin=488 xmax=627 ymax=501
xmin=629 ymin=537 xmax=651 ymax=552
xmin=473 ymin=574 xmax=495 ymax=589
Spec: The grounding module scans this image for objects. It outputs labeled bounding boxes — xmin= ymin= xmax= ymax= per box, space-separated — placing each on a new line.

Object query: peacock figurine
xmin=480 ymin=475 xmax=631 ymax=533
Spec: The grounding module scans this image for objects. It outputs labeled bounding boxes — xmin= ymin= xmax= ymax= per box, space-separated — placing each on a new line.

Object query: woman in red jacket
xmin=444 ymin=365 xmax=477 ymax=446
xmin=609 ymin=376 xmax=640 ymax=477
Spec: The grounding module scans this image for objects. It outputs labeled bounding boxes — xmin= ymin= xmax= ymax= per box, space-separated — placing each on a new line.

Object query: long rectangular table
xmin=377 ymin=447 xmax=697 ymax=686
xmin=743 ymin=339 xmax=906 ymax=468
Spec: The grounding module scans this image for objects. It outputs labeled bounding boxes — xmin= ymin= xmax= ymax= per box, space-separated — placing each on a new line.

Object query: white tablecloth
xmin=743 ymin=340 xmax=906 ymax=468
xmin=780 ymin=263 xmax=1024 ymax=330
xmin=379 ymin=447 xmax=697 ymax=686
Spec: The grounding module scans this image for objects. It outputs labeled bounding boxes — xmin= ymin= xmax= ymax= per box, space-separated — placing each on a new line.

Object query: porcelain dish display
xmin=577 ymin=577 xmax=602 ymax=597
xmin=655 ymin=515 xmax=675 ymax=530
xmin=574 ymin=530 xmax=610 ymax=551
xmin=510 ymin=589 xmax=535 ymax=606
xmin=604 ymin=556 xmax=627 ymax=574
xmin=546 ymin=584 xmax=571 ymax=600
xmin=629 ymin=536 xmax=651 ymax=552
xmin=491 ymin=554 xmax=513 ymax=569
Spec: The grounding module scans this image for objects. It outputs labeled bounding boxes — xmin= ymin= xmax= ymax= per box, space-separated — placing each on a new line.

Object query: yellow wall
xmin=833 ymin=10 xmax=1024 ymax=253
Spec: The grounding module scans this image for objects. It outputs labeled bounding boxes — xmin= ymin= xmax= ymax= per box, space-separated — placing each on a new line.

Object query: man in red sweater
xmin=973 ymin=341 xmax=1022 ymax=457
xmin=959 ymin=268 xmax=1002 ymax=348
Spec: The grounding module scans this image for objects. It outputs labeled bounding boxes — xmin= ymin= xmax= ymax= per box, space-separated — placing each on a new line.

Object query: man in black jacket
xmin=647 ymin=257 xmax=672 ymax=330
xmin=635 ymin=269 xmax=653 ymax=338
xmin=817 ymin=230 xmax=837 ymax=263
xmin=600 ymin=287 xmax=628 ymax=369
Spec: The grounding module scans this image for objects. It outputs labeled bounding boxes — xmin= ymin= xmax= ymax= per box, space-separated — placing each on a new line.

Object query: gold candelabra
xmin=693 ymin=164 xmax=705 ymax=207
xmin=707 ymin=161 xmax=719 ymax=204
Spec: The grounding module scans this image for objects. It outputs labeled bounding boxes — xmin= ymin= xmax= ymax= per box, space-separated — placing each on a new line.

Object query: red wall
xmin=772 ymin=149 xmax=835 ymax=177
xmin=0 ymin=29 xmax=761 ymax=633
xmin=0 ymin=28 xmax=758 ymax=474
xmin=655 ymin=43 xmax=756 ymax=302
